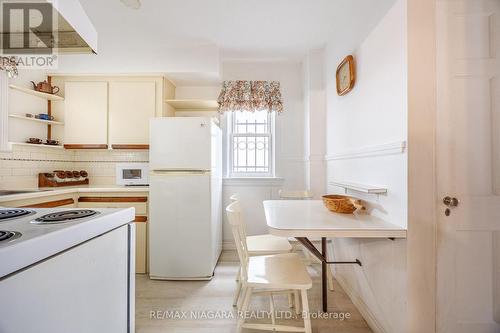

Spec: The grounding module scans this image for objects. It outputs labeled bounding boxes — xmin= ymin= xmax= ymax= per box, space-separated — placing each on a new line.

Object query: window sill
xmin=223 ymin=177 xmax=284 ymax=187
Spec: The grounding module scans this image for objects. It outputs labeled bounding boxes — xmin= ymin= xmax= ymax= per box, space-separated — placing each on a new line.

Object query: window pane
xmin=232 ymin=135 xmax=269 ymax=174
xmin=230 ymin=110 xmax=272 ymax=176
xmin=233 ymin=110 xmax=269 ymax=134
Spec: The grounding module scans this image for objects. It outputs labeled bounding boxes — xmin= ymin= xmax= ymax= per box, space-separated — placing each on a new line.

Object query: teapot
xmin=30 ymin=80 xmax=59 ymax=94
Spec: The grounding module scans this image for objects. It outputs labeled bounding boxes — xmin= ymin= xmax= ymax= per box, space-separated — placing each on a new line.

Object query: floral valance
xmin=218 ymin=80 xmax=283 ymax=113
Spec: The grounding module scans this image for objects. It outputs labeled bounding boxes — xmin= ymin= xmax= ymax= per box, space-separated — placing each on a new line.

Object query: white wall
xmin=325 ymin=1 xmax=407 ymax=332
xmin=221 ymin=61 xmax=306 ymax=243
xmin=174 ymin=86 xmax=220 ymax=100
xmin=303 ymin=49 xmax=327 ymax=199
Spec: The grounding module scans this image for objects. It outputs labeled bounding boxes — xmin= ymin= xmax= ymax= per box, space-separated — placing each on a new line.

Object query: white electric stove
xmin=0 ymin=207 xmax=136 ymax=333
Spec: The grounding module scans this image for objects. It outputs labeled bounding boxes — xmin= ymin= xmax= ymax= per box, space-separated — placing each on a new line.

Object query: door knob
xmin=443 ymin=196 xmax=459 ymax=207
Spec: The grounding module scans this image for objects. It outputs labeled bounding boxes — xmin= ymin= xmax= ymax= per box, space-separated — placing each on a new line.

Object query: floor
xmin=136 ymin=258 xmax=373 ymax=333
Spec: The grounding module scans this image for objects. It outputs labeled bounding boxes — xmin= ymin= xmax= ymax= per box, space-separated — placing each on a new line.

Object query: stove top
xmin=0 ymin=208 xmax=101 ymax=245
xmin=0 ymin=209 xmax=35 ymax=221
xmin=32 ymin=209 xmax=99 ymax=224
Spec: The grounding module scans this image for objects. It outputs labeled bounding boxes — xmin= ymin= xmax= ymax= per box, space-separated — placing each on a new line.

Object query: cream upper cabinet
xmin=109 ymin=81 xmax=156 ymax=147
xmin=64 ymin=81 xmax=108 ymax=148
xmin=55 ymin=76 xmax=164 ymax=149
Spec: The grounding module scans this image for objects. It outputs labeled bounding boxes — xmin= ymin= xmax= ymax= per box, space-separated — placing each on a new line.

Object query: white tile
xmin=30 ymin=152 xmax=46 ymax=160
xmin=12 ymin=151 xmax=30 ymax=159
xmin=0 ymin=167 xmax=12 ymax=176
xmin=0 ymin=152 xmax=13 ymax=159
xmin=12 ymin=168 xmax=31 ymax=176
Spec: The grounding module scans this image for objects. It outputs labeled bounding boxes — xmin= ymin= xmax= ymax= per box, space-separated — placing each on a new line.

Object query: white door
xmin=436 ymin=0 xmax=500 ymax=332
xmin=149 ymin=172 xmax=213 ymax=279
xmin=64 ymin=81 xmax=108 ymax=146
xmin=149 ymin=117 xmax=212 ymax=170
xmin=109 ymin=81 xmax=156 ymax=146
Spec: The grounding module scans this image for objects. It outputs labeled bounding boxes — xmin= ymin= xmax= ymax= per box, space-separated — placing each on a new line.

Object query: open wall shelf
xmin=9 ymin=84 xmax=64 ymax=101
xmin=165 ymin=99 xmax=218 ymax=111
xmin=9 ymin=114 xmax=63 ymax=126
xmin=9 ymin=142 xmax=64 ymax=149
xmin=8 ymin=76 xmax=63 ymax=148
xmin=329 ymin=181 xmax=387 ymax=194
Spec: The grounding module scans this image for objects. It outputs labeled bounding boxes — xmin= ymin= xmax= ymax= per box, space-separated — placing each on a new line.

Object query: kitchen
xmin=0 ymin=0 xmax=498 ymax=333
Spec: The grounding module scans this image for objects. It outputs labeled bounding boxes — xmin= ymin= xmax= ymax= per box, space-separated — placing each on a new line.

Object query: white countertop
xmin=264 ymin=200 xmax=407 ymax=238
xmin=0 ymin=185 xmax=149 ymax=203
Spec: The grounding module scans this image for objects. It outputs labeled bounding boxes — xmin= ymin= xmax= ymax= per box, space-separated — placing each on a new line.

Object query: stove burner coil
xmin=0 ymin=230 xmax=21 ymax=242
xmin=33 ymin=210 xmax=99 ymax=224
xmin=0 ymin=209 xmax=34 ymax=221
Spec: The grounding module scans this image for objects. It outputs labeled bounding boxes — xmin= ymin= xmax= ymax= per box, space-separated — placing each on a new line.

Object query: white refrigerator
xmin=149 ymin=117 xmax=222 ymax=280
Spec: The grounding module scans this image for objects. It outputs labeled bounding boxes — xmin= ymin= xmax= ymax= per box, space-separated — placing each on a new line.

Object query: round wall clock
xmin=336 ymin=55 xmax=356 ymax=96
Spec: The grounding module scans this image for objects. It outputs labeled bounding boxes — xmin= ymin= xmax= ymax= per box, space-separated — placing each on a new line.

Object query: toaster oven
xmin=116 ymin=163 xmax=149 ymax=186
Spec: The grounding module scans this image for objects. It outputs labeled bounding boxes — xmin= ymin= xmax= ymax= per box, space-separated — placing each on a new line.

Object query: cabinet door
xmin=109 ymin=81 xmax=156 ymax=147
xmin=76 ymin=194 xmax=149 ymax=274
xmin=135 ymin=221 xmax=148 ymax=274
xmin=64 ymin=81 xmax=108 ymax=147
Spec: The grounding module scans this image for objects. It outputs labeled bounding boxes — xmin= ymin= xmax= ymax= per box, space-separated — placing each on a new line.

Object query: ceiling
xmin=79 ymin=0 xmax=396 ymax=61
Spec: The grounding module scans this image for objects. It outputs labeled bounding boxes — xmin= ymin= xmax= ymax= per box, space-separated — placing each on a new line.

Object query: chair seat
xmin=247 ymin=253 xmax=312 ymax=290
xmin=247 ymin=234 xmax=292 ymax=255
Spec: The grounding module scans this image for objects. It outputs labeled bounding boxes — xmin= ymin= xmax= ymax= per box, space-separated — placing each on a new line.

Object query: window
xmin=228 ymin=110 xmax=274 ymax=177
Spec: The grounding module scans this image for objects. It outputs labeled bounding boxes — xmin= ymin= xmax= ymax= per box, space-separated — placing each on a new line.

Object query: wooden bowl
xmin=322 ymin=195 xmax=362 ymax=214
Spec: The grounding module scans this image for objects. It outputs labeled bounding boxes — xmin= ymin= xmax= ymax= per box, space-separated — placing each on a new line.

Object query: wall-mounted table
xmin=263 ymin=200 xmax=407 ymax=312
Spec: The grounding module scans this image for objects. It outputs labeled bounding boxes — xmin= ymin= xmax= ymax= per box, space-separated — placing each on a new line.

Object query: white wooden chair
xmin=229 ymin=193 xmax=295 ymax=308
xmin=278 ymin=190 xmax=334 ymax=291
xmin=226 ymin=201 xmax=313 ymax=333
xmin=230 ymin=193 xmax=292 ymax=256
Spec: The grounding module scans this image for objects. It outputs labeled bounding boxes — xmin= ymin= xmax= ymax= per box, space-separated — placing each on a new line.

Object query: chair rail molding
xmin=325 ymin=141 xmax=406 ymax=161
xmin=306 ymin=154 xmax=326 ymax=162
xmin=223 ymin=177 xmax=285 ymax=187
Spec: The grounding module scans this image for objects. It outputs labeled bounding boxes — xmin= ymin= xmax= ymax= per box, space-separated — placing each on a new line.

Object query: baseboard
xmin=335 ymin=275 xmax=388 ymax=333
xmin=220 ymin=243 xmax=238 ymax=263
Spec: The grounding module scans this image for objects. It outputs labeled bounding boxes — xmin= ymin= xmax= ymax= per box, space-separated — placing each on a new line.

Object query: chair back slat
xmin=278 ymin=190 xmax=313 ymax=200
xmin=226 ymin=201 xmax=248 ymax=279
xmin=229 ymin=193 xmax=247 ymax=243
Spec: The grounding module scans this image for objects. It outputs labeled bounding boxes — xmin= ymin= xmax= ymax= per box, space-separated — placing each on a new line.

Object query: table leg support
xmin=321 ymin=237 xmax=327 ymax=312
xmin=326 ymin=259 xmax=362 ymax=266
xmin=294 ymin=237 xmax=362 ymax=313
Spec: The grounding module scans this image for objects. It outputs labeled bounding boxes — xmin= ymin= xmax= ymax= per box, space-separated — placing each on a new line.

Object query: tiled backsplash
xmin=0 ymin=144 xmax=149 ymax=188
xmin=0 ymin=145 xmax=74 ymax=188
xmin=73 ymin=150 xmax=149 ymax=185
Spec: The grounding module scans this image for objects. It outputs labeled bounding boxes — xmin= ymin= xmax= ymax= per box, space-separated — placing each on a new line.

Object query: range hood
xmin=1 ymin=0 xmax=97 ymax=54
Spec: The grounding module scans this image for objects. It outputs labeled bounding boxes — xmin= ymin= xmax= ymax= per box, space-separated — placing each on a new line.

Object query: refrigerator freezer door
xmin=149 ymin=172 xmax=214 ymax=279
xmin=150 ymin=117 xmax=212 ymax=170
